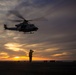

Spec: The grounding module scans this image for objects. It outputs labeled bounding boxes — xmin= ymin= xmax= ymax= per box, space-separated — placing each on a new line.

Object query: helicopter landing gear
xmin=30 ymin=32 xmax=34 ymax=34
xmin=23 ymin=32 xmax=34 ymax=34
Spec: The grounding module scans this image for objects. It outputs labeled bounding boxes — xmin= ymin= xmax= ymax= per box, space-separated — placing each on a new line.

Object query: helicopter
xmin=4 ymin=11 xmax=38 ymax=34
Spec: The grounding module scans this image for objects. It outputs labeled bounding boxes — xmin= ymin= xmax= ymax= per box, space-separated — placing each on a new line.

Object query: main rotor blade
xmin=27 ymin=17 xmax=47 ymax=21
xmin=8 ymin=10 xmax=25 ymax=20
xmin=8 ymin=19 xmax=23 ymax=22
xmin=8 ymin=10 xmax=47 ymax=22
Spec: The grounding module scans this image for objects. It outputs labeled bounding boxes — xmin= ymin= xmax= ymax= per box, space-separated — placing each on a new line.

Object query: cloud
xmin=51 ymin=52 xmax=68 ymax=57
xmin=0 ymin=52 xmax=9 ymax=59
xmin=4 ymin=42 xmax=24 ymax=51
xmin=0 ymin=0 xmax=20 ymax=24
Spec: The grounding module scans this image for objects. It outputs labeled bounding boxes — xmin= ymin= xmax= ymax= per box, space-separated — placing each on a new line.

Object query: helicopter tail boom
xmin=4 ymin=24 xmax=18 ymax=31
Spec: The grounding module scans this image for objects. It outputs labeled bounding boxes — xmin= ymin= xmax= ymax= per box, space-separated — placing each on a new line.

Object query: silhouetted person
xmin=29 ymin=49 xmax=34 ymax=62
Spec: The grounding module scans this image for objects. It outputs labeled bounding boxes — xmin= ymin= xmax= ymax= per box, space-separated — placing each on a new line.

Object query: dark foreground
xmin=0 ymin=61 xmax=76 ymax=75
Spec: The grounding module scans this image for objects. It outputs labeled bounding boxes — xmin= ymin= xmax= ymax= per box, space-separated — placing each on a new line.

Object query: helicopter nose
xmin=34 ymin=27 xmax=38 ymax=31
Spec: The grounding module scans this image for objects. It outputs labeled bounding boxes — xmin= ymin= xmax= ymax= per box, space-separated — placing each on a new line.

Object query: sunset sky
xmin=0 ymin=0 xmax=76 ymax=61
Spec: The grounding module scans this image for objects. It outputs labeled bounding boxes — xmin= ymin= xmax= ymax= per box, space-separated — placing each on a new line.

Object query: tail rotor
xmin=4 ymin=24 xmax=7 ymax=30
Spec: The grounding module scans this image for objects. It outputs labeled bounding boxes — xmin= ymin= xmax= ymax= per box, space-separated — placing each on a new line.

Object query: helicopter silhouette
xmin=4 ymin=11 xmax=38 ymax=34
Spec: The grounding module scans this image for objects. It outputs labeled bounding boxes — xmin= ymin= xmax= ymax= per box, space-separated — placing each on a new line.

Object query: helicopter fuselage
xmin=4 ymin=23 xmax=38 ymax=33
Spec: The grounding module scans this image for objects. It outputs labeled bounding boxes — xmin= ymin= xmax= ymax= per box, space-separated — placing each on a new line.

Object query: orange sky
xmin=0 ymin=55 xmax=51 ymax=61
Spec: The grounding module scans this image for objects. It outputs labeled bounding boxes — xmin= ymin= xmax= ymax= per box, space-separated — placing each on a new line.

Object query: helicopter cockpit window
xmin=30 ymin=24 xmax=34 ymax=27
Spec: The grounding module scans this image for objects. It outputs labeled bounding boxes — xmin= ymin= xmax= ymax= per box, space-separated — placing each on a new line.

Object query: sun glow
xmin=14 ymin=56 xmax=20 ymax=59
xmin=13 ymin=56 xmax=20 ymax=61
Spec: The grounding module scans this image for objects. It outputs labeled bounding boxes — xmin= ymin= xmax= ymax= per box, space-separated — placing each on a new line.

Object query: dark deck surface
xmin=0 ymin=61 xmax=76 ymax=75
